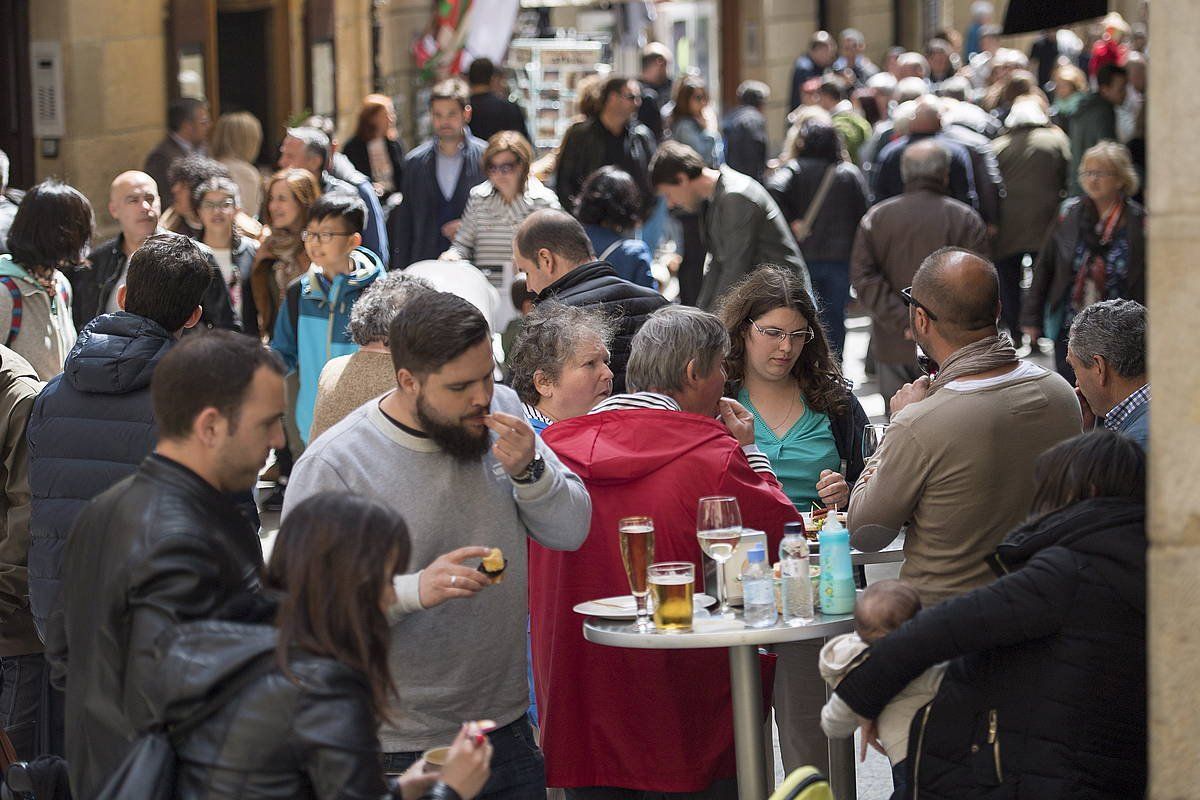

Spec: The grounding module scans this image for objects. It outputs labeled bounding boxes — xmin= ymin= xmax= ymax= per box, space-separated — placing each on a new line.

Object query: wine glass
xmin=618 ymin=516 xmax=656 ymax=630
xmin=696 ymin=496 xmax=743 ymax=617
xmin=862 ymin=423 xmax=890 ymax=462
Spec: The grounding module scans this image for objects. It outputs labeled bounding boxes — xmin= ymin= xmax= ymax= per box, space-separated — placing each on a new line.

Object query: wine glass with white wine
xmin=696 ymin=496 xmax=743 ymax=618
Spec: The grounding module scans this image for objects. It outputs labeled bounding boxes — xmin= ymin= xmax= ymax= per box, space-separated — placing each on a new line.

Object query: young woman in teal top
xmin=718 ymin=265 xmax=869 ymax=510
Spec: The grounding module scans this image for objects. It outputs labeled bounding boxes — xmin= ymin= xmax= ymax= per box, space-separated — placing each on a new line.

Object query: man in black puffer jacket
xmin=45 ymin=331 xmax=285 ymax=799
xmin=26 ymin=234 xmax=220 ymax=641
xmin=514 ymin=209 xmax=667 ymax=393
xmin=833 ymin=432 xmax=1146 ymax=800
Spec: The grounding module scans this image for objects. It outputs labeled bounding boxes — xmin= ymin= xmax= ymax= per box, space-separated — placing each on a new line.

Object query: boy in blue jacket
xmin=272 ymin=193 xmax=385 ymax=444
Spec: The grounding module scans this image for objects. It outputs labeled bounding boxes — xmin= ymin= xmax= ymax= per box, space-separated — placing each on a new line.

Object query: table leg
xmin=827 ymin=714 xmax=857 ymax=799
xmin=729 ymin=645 xmax=767 ymax=800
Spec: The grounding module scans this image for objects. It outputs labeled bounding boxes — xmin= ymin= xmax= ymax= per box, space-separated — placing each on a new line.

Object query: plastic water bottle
xmin=741 ymin=545 xmax=777 ymax=628
xmin=818 ymin=513 xmax=857 ymax=615
xmin=779 ymin=522 xmax=814 ymax=625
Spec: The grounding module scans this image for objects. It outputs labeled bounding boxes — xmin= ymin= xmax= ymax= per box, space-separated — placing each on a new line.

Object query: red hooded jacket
xmin=531 ymin=408 xmax=800 ymax=791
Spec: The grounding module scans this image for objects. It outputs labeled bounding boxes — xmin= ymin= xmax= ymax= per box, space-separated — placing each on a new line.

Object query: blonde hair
xmin=1081 ymin=141 xmax=1140 ymax=197
xmin=210 ymin=112 xmax=263 ymax=163
xmin=265 ymin=168 xmax=322 ymax=230
xmin=1052 ymin=64 xmax=1088 ymax=95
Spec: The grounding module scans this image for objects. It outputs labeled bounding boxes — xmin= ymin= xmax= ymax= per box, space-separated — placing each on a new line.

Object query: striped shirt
xmin=590 ymin=392 xmax=776 ymax=476
xmin=449 ymin=177 xmax=561 ymax=289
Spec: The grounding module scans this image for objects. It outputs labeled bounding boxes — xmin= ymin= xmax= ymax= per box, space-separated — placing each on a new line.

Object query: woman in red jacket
xmin=529 ymin=306 xmax=800 ymax=796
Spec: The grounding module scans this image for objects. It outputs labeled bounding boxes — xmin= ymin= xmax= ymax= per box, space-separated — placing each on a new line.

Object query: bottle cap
xmin=747 ymin=545 xmax=766 ymax=563
xmin=783 ymin=521 xmax=804 ymax=537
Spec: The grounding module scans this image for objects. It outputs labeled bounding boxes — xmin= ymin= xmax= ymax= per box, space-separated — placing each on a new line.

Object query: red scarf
xmin=1070 ymin=198 xmax=1124 ymax=309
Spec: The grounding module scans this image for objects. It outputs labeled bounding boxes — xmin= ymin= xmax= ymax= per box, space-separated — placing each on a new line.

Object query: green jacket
xmin=1066 ymin=93 xmax=1117 ymax=196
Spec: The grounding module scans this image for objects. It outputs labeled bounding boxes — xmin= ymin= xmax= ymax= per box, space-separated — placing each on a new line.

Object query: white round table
xmin=584 ymin=609 xmax=857 ymax=800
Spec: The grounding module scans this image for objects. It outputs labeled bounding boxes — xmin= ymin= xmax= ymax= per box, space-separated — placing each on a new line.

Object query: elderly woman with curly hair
xmin=509 ymin=301 xmax=615 ymax=435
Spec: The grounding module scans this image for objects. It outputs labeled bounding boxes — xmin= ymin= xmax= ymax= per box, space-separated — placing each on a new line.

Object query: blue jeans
xmin=806 ymin=260 xmax=851 ymax=358
xmin=381 ymin=716 xmax=546 ymax=800
xmin=0 ymin=653 xmax=64 ymax=760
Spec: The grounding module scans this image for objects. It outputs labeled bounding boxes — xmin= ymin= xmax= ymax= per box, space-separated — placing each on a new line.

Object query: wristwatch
xmin=511 ymin=454 xmax=546 ymax=485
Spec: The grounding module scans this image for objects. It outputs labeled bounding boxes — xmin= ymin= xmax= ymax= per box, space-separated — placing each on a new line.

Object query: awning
xmin=1002 ymin=0 xmax=1108 ymax=34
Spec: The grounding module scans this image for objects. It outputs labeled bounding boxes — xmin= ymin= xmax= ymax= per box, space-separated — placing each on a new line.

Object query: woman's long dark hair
xmin=717 ymin=264 xmax=849 ymax=416
xmin=265 ymin=493 xmax=411 ymax=721
xmin=1029 ymin=430 xmax=1145 ymax=519
xmin=7 ymin=179 xmax=94 ymax=275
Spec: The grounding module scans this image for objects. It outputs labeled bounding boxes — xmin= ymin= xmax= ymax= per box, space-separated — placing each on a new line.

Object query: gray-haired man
xmin=1066 ymin=299 xmax=1149 ymax=451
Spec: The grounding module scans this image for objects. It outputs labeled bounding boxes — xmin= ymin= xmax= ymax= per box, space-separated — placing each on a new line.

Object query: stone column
xmin=1147 ymin=1 xmax=1200 ymax=797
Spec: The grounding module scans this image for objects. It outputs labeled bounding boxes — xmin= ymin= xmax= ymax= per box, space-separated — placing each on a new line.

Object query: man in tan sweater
xmin=849 ymin=248 xmax=1081 ymax=605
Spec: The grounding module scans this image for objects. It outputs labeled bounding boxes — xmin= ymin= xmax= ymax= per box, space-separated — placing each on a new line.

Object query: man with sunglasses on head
xmin=848 ymin=246 xmax=1080 ymax=607
xmin=850 ymin=139 xmax=988 ymax=406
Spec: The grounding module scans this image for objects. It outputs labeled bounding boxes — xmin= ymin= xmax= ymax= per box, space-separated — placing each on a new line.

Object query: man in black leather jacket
xmin=45 ymin=331 xmax=285 ymax=799
xmin=69 ymin=170 xmax=239 ymax=334
xmin=514 ymin=209 xmax=667 ymax=394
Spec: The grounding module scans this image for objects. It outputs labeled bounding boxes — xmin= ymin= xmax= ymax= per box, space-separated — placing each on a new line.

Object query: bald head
xmin=901 ymin=139 xmax=950 ymax=189
xmin=912 ymin=247 xmax=999 ymax=343
xmin=108 ymin=170 xmax=161 ymax=242
xmin=908 ymin=96 xmax=944 ymax=135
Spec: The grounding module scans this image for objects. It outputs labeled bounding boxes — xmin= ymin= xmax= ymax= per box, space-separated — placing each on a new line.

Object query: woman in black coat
xmin=149 ymin=494 xmax=493 ymax=800
xmin=342 ymin=95 xmax=407 ymax=206
xmin=835 ymin=431 xmax=1146 ymax=800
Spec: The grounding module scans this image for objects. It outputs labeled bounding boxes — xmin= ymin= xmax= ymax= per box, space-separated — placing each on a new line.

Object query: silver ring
xmin=450 ymin=575 xmax=458 ymax=587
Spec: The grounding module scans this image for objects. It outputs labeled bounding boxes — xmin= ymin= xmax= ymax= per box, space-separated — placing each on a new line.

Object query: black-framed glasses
xmin=900 ymin=286 xmax=939 ymax=321
xmin=301 ymin=230 xmax=354 ymax=243
xmin=747 ymin=318 xmax=816 ymax=344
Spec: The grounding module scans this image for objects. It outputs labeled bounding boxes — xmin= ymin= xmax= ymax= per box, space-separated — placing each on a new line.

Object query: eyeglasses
xmin=900 ymin=286 xmax=939 ymax=321
xmin=619 ymin=92 xmax=642 ymax=103
xmin=748 ymin=318 xmax=815 ymax=344
xmin=487 ymin=160 xmax=519 ymax=175
xmin=199 ymin=199 xmax=235 ymax=211
xmin=301 ymin=230 xmax=354 ymax=243
xmin=1080 ymin=170 xmax=1117 ymax=179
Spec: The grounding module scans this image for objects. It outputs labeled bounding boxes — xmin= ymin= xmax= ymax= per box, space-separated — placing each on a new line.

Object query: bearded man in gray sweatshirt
xmin=283 ymin=291 xmax=592 ymax=800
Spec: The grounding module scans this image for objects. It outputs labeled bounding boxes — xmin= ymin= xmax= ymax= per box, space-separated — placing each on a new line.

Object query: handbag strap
xmin=799 ymin=165 xmax=838 ymax=232
xmin=167 ymin=654 xmax=277 ymax=745
xmin=598 ymin=239 xmax=624 ymax=262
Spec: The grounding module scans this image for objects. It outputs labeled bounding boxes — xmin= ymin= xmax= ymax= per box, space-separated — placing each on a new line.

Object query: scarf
xmin=927 ymin=333 xmax=1019 ymax=396
xmin=1070 ymin=197 xmax=1125 ymax=309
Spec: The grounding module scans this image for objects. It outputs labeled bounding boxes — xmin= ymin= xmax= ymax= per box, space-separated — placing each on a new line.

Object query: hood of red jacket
xmin=542 ymin=408 xmax=735 ymax=483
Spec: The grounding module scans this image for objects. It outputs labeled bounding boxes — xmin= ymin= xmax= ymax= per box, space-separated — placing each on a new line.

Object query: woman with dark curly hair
xmin=718 ymin=264 xmax=868 ymax=510
xmin=574 ymin=166 xmax=656 ymax=288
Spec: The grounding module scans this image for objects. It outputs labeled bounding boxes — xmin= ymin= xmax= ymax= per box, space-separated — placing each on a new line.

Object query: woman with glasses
xmin=719 ymin=265 xmax=869 ymax=778
xmin=440 ymin=131 xmax=559 ymax=328
xmin=1021 ymin=141 xmax=1145 ymax=380
xmin=0 ymin=179 xmax=92 ymax=378
xmin=195 ymin=176 xmax=259 ymax=334
xmin=718 ymin=264 xmax=867 ymax=510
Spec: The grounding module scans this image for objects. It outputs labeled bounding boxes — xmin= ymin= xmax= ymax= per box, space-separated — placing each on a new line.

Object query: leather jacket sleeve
xmin=294 ymin=673 xmax=395 ymax=799
xmin=122 ymin=530 xmax=261 ymax=732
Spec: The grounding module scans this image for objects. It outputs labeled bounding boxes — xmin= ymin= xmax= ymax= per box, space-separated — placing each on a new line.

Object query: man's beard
xmin=416 ymin=392 xmax=492 ymax=463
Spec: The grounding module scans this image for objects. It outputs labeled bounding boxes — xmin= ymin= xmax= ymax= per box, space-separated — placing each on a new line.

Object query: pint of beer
xmin=649 ymin=562 xmax=694 ymax=631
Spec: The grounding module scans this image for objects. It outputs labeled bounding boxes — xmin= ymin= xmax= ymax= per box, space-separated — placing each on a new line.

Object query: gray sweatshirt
xmin=283 ymin=384 xmax=592 ymax=751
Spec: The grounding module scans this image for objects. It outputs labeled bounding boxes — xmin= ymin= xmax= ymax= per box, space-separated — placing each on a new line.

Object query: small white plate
xmin=574 ymin=594 xmax=717 ymax=619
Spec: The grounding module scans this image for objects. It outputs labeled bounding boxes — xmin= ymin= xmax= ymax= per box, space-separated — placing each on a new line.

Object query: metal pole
xmin=729 ymin=645 xmax=767 ymax=800
xmin=827 ymin=717 xmax=858 ymax=799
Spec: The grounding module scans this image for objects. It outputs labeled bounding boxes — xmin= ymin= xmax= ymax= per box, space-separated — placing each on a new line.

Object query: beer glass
xmin=619 ymin=516 xmax=656 ymax=630
xmin=648 ymin=562 xmax=695 ymax=631
xmin=697 ymin=496 xmax=742 ymax=617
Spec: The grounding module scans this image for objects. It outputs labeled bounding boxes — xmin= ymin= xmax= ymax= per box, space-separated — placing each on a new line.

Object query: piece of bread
xmin=477 ymin=548 xmax=507 ymax=583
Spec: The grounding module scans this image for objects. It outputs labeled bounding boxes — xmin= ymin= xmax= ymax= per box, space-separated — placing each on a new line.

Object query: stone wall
xmin=29 ymin=0 xmax=168 ymax=238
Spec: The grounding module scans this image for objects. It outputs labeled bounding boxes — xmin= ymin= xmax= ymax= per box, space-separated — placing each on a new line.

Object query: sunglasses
xmin=900 ymin=286 xmax=939 ymax=321
xmin=486 ymin=160 xmax=520 ymax=175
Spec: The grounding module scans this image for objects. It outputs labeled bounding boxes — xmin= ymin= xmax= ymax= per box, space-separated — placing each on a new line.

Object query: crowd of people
xmin=0 ymin=9 xmax=1151 ymax=800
